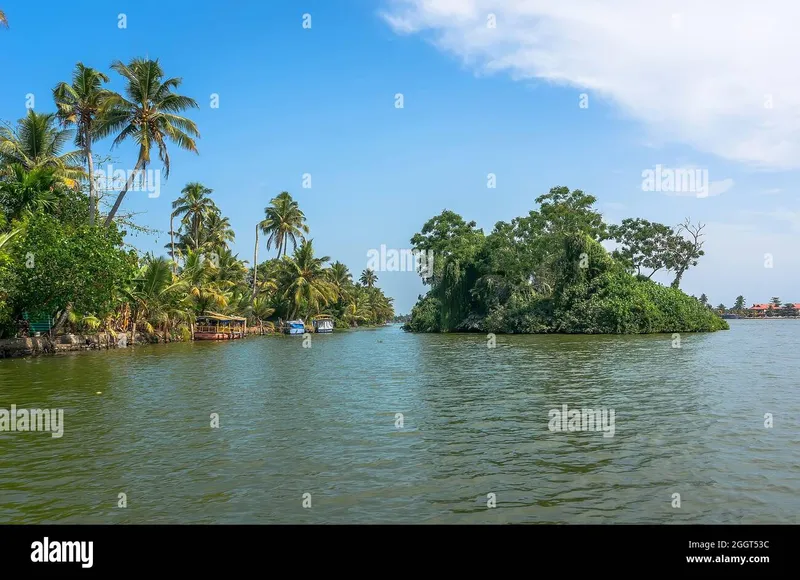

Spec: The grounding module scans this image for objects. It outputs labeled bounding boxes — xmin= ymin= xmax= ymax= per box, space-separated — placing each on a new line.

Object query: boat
xmin=282 ymin=320 xmax=306 ymax=335
xmin=312 ymin=315 xmax=334 ymax=333
xmin=194 ymin=312 xmax=247 ymax=340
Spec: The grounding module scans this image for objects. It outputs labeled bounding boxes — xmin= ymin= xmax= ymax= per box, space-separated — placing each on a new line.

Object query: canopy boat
xmin=312 ymin=315 xmax=334 ymax=333
xmin=283 ymin=320 xmax=306 ymax=335
xmin=194 ymin=312 xmax=247 ymax=340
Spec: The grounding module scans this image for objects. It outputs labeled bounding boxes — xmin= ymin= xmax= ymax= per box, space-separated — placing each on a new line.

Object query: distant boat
xmin=282 ymin=320 xmax=306 ymax=335
xmin=312 ymin=315 xmax=334 ymax=333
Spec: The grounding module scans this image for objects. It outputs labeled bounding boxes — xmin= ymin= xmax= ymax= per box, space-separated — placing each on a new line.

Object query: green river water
xmin=0 ymin=320 xmax=798 ymax=523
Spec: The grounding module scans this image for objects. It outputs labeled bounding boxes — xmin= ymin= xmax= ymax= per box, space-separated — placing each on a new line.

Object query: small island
xmin=404 ymin=187 xmax=728 ymax=334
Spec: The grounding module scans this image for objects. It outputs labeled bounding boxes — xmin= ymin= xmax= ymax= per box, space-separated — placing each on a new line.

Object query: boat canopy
xmin=196 ymin=311 xmax=247 ymax=323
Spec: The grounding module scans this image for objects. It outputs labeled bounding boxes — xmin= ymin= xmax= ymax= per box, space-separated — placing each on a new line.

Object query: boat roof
xmin=197 ymin=311 xmax=247 ymax=322
xmin=313 ymin=315 xmax=333 ymax=319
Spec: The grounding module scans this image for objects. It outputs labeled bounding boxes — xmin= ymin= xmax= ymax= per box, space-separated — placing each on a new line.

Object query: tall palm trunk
xmin=253 ymin=225 xmax=259 ymax=300
xmin=170 ymin=214 xmax=176 ymax=274
xmin=104 ymin=157 xmax=145 ymax=226
xmin=86 ymin=130 xmax=96 ymax=226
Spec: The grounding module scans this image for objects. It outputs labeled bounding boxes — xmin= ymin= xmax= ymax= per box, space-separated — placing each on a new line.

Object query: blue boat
xmin=283 ymin=320 xmax=306 ymax=335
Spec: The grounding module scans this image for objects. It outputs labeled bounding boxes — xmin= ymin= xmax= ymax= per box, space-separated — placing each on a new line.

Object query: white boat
xmin=312 ymin=315 xmax=334 ymax=333
xmin=283 ymin=320 xmax=306 ymax=335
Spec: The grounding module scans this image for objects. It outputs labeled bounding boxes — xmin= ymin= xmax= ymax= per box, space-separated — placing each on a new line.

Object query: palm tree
xmin=0 ymin=164 xmax=63 ymax=221
xmin=251 ymin=295 xmax=276 ymax=334
xmin=123 ymin=255 xmax=184 ymax=337
xmin=170 ymin=183 xmax=216 ymax=271
xmin=770 ymin=296 xmax=781 ymax=307
xmin=202 ymin=212 xmax=235 ymax=251
xmin=260 ymin=192 xmax=309 ymax=258
xmin=733 ymin=295 xmax=745 ymax=312
xmin=716 ymin=304 xmax=726 ymax=313
xmin=342 ymin=286 xmax=371 ymax=327
xmin=0 ymin=228 xmax=19 ymax=252
xmin=98 ymin=58 xmax=200 ymax=226
xmin=180 ymin=249 xmax=230 ymax=314
xmin=281 ymin=239 xmax=336 ymax=319
xmin=0 ymin=110 xmax=83 ymax=185
xmin=360 ymin=268 xmax=378 ymax=288
xmin=53 ymin=63 xmax=112 ymax=225
xmin=698 ymin=293 xmax=708 ymax=306
xmin=327 ymin=261 xmax=353 ymax=296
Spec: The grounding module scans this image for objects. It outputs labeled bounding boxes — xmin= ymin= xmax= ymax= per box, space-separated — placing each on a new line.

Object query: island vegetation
xmin=0 ymin=59 xmax=393 ymax=341
xmin=404 ymin=187 xmax=728 ymax=334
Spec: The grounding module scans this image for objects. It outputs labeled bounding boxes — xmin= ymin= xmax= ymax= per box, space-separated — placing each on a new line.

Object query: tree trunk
xmin=103 ymin=158 xmax=145 ymax=226
xmin=253 ymin=225 xmax=259 ymax=300
xmin=671 ymin=266 xmax=687 ymax=289
xmin=51 ymin=304 xmax=72 ymax=336
xmin=86 ymin=133 xmax=96 ymax=226
xmin=170 ymin=214 xmax=176 ymax=274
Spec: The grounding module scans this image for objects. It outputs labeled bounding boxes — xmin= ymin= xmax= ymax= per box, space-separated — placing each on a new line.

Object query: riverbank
xmin=0 ymin=332 xmax=181 ymax=358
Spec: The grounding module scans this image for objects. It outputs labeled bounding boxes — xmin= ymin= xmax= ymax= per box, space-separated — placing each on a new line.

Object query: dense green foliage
xmin=405 ymin=187 xmax=728 ymax=334
xmin=0 ymin=59 xmax=394 ymax=339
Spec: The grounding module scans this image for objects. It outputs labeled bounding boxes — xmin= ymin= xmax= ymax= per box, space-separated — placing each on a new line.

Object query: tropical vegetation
xmin=0 ymin=59 xmax=394 ymax=340
xmin=404 ymin=187 xmax=728 ymax=334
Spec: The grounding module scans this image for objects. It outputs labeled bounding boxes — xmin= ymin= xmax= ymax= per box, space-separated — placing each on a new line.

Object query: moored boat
xmin=312 ymin=315 xmax=334 ymax=333
xmin=194 ymin=312 xmax=247 ymax=340
xmin=282 ymin=320 xmax=306 ymax=335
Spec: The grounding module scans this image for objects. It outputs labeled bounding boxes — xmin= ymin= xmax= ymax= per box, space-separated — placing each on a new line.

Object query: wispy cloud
xmin=760 ymin=188 xmax=783 ymax=195
xmin=381 ymin=0 xmax=800 ymax=169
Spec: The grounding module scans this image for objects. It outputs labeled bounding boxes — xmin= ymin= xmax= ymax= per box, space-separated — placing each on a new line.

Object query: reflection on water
xmin=0 ymin=321 xmax=798 ymax=523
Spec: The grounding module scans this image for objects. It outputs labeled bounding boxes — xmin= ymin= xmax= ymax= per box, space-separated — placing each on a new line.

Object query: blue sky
xmin=1 ymin=0 xmax=798 ymax=312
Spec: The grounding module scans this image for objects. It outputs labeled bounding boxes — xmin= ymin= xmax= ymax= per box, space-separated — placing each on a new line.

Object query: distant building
xmin=748 ymin=303 xmax=800 ymax=317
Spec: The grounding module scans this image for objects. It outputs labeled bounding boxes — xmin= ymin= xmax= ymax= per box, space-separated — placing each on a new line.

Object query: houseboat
xmin=312 ymin=315 xmax=334 ymax=333
xmin=194 ymin=312 xmax=247 ymax=340
xmin=283 ymin=320 xmax=306 ymax=335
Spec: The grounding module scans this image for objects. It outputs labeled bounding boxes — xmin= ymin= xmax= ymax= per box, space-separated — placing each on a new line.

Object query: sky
xmin=1 ymin=0 xmax=799 ymax=313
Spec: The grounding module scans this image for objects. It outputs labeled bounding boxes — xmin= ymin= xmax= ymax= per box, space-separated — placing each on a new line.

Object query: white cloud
xmin=760 ymin=188 xmax=783 ymax=195
xmin=380 ymin=0 xmax=800 ymax=169
xmin=742 ymin=208 xmax=800 ymax=232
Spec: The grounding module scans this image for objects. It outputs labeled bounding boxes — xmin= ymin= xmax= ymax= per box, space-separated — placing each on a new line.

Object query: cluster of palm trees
xmin=118 ymin=185 xmax=394 ymax=336
xmin=0 ymin=56 xmax=394 ymax=337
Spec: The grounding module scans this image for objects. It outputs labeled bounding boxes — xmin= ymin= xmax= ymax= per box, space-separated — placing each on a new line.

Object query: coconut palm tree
xmin=342 ymin=286 xmax=371 ymax=327
xmin=53 ymin=63 xmax=112 ymax=225
xmin=255 ymin=191 xmax=309 ymax=298
xmin=280 ymin=239 xmax=336 ymax=320
xmin=170 ymin=182 xmax=216 ymax=270
xmin=202 ymin=211 xmax=235 ymax=251
xmin=0 ymin=164 xmax=63 ymax=221
xmin=180 ymin=249 xmax=230 ymax=314
xmin=0 ymin=110 xmax=83 ymax=185
xmin=260 ymin=192 xmax=309 ymax=258
xmin=251 ymin=295 xmax=276 ymax=334
xmin=98 ymin=58 xmax=200 ymax=226
xmin=359 ymin=268 xmax=378 ymax=288
xmin=123 ymin=255 xmax=184 ymax=336
xmin=326 ymin=261 xmax=353 ymax=297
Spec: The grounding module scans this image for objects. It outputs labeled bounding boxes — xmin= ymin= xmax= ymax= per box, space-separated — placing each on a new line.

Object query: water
xmin=1 ymin=320 xmax=798 ymax=524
